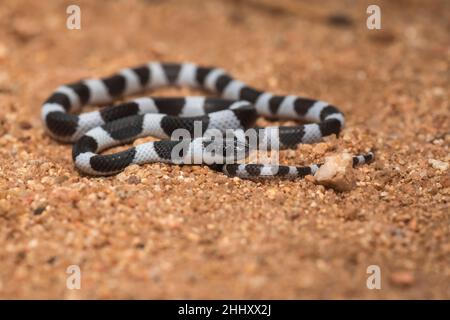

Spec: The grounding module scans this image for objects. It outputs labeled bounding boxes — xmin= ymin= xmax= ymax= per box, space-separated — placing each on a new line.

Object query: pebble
xmin=54 ymin=176 xmax=68 ymax=184
xmin=441 ymin=175 xmax=450 ymax=188
xmin=314 ymin=153 xmax=356 ymax=192
xmin=338 ymin=207 xmax=361 ymax=221
xmin=428 ymin=159 xmax=449 ymax=171
xmin=12 ymin=18 xmax=41 ymax=42
xmin=326 ymin=13 xmax=354 ymax=27
xmin=32 ymin=204 xmax=46 ymax=215
xmin=18 ymin=121 xmax=32 ymax=130
xmin=304 ymin=175 xmax=315 ymax=183
xmin=285 ymin=211 xmax=300 ymax=221
xmin=127 ymin=175 xmax=141 ymax=185
xmin=369 ymin=31 xmax=397 ymax=44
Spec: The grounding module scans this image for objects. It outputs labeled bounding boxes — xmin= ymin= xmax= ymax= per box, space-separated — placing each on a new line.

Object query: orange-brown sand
xmin=0 ymin=0 xmax=448 ymax=298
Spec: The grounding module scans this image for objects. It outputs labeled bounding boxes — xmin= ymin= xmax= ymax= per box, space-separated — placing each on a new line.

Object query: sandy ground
xmin=0 ymin=0 xmax=449 ymax=299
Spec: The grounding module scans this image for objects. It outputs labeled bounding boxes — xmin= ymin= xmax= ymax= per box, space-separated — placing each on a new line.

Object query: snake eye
xmin=219 ymin=138 xmax=248 ymax=158
xmin=201 ymin=137 xmax=249 ymax=164
xmin=227 ymin=139 xmax=249 ymax=156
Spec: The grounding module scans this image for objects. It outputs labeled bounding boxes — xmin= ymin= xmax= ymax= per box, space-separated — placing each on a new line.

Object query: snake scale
xmin=41 ymin=62 xmax=374 ymax=178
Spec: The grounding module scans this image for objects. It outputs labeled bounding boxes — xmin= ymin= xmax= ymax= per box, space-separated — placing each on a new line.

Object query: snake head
xmin=201 ymin=136 xmax=249 ymax=164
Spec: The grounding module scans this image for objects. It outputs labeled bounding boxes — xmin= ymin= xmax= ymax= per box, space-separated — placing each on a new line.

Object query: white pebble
xmin=428 ymin=159 xmax=449 ymax=171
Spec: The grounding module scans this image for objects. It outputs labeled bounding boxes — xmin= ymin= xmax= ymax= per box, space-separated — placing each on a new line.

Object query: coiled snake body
xmin=41 ymin=62 xmax=374 ymax=178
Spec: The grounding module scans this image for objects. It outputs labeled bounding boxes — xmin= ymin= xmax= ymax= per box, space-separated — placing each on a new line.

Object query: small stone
xmin=432 ymin=87 xmax=445 ymax=96
xmin=314 ymin=153 xmax=356 ymax=192
xmin=54 ymin=176 xmax=68 ymax=184
xmin=326 ymin=13 xmax=353 ymax=27
xmin=285 ymin=211 xmax=300 ymax=220
xmin=134 ymin=242 xmax=145 ymax=249
xmin=47 ymin=256 xmax=57 ymax=265
xmin=428 ymin=159 xmax=448 ymax=171
xmin=441 ymin=175 xmax=450 ymax=188
xmin=28 ymin=239 xmax=38 ymax=248
xmin=339 ymin=208 xmax=362 ymax=221
xmin=390 ymin=271 xmax=415 ymax=287
xmin=19 ymin=121 xmax=32 ymax=130
xmin=12 ymin=18 xmax=41 ymax=42
xmin=33 ymin=205 xmax=46 ymax=215
xmin=369 ymin=31 xmax=396 ymax=44
xmin=127 ymin=175 xmax=141 ymax=184
xmin=409 ymin=218 xmax=418 ymax=231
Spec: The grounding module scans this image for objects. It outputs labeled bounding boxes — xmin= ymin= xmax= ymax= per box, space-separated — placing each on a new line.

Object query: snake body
xmin=42 ymin=62 xmax=373 ymax=178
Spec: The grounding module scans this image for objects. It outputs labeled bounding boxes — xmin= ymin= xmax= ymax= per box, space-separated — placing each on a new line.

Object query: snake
xmin=41 ymin=62 xmax=374 ymax=178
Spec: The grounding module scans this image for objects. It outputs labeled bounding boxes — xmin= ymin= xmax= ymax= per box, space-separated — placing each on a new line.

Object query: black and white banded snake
xmin=41 ymin=62 xmax=374 ymax=178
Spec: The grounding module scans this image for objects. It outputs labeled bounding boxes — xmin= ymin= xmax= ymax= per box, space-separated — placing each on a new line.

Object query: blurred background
xmin=0 ymin=0 xmax=448 ymax=299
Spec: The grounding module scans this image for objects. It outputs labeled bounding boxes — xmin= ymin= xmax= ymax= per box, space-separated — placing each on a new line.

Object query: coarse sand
xmin=0 ymin=0 xmax=449 ymax=299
